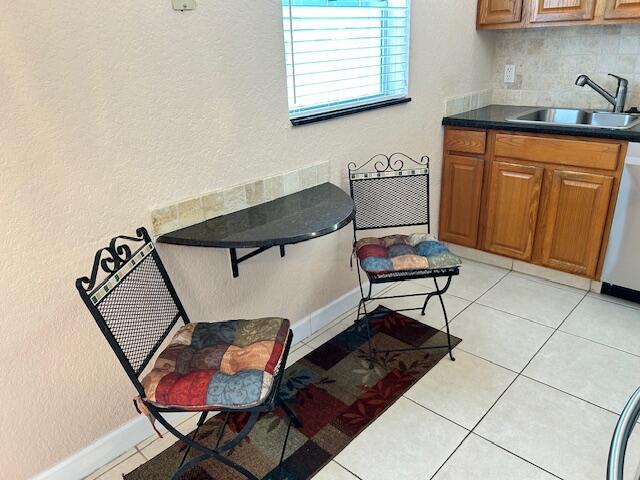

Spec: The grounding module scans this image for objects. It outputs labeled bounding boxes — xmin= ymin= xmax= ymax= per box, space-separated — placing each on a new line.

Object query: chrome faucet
xmin=575 ymin=74 xmax=629 ymax=113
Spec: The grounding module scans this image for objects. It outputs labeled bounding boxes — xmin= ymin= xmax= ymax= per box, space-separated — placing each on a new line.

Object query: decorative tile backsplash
xmin=445 ymin=88 xmax=493 ymax=116
xmin=151 ymin=161 xmax=330 ymax=236
xmin=492 ymin=24 xmax=640 ymax=110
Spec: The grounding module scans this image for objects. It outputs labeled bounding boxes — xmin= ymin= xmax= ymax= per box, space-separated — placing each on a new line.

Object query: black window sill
xmin=290 ymin=97 xmax=412 ymax=126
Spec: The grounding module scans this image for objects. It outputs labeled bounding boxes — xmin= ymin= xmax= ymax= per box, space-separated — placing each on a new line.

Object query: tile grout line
xmin=466 ymin=289 xmax=589 ymax=430
xmin=428 ymin=281 xmax=590 ymax=480
xmin=303 ymin=282 xmax=399 ymax=344
xmin=465 ymin=267 xmax=514 ymax=302
xmin=90 ymin=449 xmax=141 ymax=480
xmin=472 ymin=270 xmax=588 ymax=329
xmin=299 ymin=270 xmax=510 ymax=480
xmin=473 ymin=301 xmax=576 ymax=330
xmin=415 ymin=264 xmax=511 ymax=305
xmin=321 ymin=283 xmax=631 ymax=479
xmin=315 ymin=272 xmax=632 ymax=479
xmin=98 ymin=269 xmax=613 ymax=480
xmin=518 ymin=373 xmax=623 ymax=417
xmin=424 ymin=269 xmax=525 ymax=480
xmin=409 ymin=265 xmax=512 ymax=333
xmin=587 ymin=293 xmax=640 ymax=311
xmin=549 ymin=328 xmax=640 ymax=359
xmin=471 ymin=432 xmax=564 ymax=480
xmin=402 ymin=396 xmax=471 ymax=432
xmin=446 ymin=346 xmax=521 ymax=375
xmin=464 ymin=290 xmax=590 ymax=472
xmin=307 ymin=264 xmax=518 ymax=478
xmin=461 ymin=286 xmax=640 ymax=359
xmin=333 ymin=459 xmax=365 ymax=480
xmin=134 ymin=445 xmax=148 ymax=462
xmin=507 ymin=270 xmax=590 ymax=294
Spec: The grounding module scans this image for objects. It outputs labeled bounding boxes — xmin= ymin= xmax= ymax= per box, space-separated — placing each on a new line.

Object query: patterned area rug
xmin=125 ymin=306 xmax=461 ymax=480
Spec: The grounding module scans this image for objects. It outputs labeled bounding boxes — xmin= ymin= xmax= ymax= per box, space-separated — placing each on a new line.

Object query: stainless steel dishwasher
xmin=602 ymin=142 xmax=640 ymax=303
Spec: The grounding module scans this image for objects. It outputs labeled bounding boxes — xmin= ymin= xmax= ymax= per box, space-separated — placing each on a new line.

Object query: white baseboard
xmin=32 ymin=283 xmax=366 ymax=480
xmin=446 ymin=242 xmax=597 ymax=292
xmin=302 ymin=282 xmax=378 ymax=338
xmin=31 ymin=411 xmax=192 ymax=480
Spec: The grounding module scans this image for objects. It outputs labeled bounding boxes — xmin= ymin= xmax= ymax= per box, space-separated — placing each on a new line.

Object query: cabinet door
xmin=484 ymin=162 xmax=544 ymax=260
xmin=530 ymin=0 xmax=596 ymax=22
xmin=478 ymin=0 xmax=523 ymax=25
xmin=439 ymin=155 xmax=485 ymax=248
xmin=539 ymin=170 xmax=613 ymax=277
xmin=605 ymin=0 xmax=640 ymax=19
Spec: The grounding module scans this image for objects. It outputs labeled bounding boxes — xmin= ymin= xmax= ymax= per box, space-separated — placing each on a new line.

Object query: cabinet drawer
xmin=445 ymin=129 xmax=487 ymax=155
xmin=494 ymin=133 xmax=620 ymax=170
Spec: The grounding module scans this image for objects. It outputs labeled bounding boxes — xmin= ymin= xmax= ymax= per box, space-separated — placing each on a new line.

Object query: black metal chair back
xmin=348 ymin=153 xmax=431 ymax=233
xmin=76 ymin=227 xmax=190 ymax=396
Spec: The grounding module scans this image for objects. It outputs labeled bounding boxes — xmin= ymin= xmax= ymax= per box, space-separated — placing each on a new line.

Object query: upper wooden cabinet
xmin=530 ymin=0 xmax=596 ymax=22
xmin=538 ymin=169 xmax=614 ymax=277
xmin=605 ymin=0 xmax=640 ymax=19
xmin=477 ymin=0 xmax=640 ymax=28
xmin=478 ymin=0 xmax=524 ymax=25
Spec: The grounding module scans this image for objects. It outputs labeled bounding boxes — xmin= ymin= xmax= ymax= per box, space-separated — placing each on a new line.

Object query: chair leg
xmin=177 ymin=411 xmax=208 ymax=468
xmin=215 ymin=412 xmax=230 ymax=449
xmin=150 ymin=407 xmax=261 ymax=480
xmin=433 ymin=277 xmax=456 ymax=362
xmin=355 ymin=267 xmax=376 ymax=370
xmin=277 ymin=397 xmax=303 ymax=428
xmin=362 ymin=303 xmax=376 ymax=370
xmin=277 ymin=417 xmax=294 ymax=479
xmin=420 ymin=291 xmax=437 ymax=316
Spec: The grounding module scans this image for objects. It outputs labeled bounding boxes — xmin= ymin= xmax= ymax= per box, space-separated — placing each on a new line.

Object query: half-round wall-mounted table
xmin=157 ymin=182 xmax=356 ymax=278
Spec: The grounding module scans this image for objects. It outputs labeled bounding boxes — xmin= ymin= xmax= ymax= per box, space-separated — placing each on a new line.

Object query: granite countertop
xmin=157 ymin=182 xmax=355 ymax=249
xmin=442 ymin=105 xmax=640 ymax=142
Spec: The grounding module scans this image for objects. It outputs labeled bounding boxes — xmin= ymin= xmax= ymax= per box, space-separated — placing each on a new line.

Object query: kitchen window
xmin=282 ymin=0 xmax=411 ymax=125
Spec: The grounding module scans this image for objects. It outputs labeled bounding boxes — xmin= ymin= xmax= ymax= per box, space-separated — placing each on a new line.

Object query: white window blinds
xmin=282 ymin=0 xmax=410 ymax=119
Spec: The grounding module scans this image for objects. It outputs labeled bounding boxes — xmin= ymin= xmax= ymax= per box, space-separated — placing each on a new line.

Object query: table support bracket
xmin=229 ymin=246 xmax=286 ymax=278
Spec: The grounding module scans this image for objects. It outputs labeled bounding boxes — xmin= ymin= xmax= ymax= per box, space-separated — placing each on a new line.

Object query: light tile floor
xmin=87 ymin=260 xmax=640 ymax=480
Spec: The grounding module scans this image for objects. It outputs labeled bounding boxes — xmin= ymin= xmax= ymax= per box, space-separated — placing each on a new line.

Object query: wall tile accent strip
xmin=444 ymin=88 xmax=493 ymax=116
xmin=492 ymin=24 xmax=640 ymax=110
xmin=151 ymin=161 xmax=331 ymax=236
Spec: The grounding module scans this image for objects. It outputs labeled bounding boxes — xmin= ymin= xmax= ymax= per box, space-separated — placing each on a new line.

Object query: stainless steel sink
xmin=506 ymin=108 xmax=640 ymax=130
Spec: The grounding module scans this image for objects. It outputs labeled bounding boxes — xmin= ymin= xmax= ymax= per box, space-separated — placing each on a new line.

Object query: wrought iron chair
xmin=348 ymin=153 xmax=462 ymax=366
xmin=76 ymin=227 xmax=300 ymax=480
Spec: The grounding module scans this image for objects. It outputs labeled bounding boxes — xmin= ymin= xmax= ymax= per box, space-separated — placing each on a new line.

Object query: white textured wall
xmin=493 ymin=24 xmax=640 ymax=109
xmin=0 ymin=1 xmax=494 ymax=477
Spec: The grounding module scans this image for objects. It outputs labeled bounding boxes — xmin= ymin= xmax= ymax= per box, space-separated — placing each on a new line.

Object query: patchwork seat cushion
xmin=141 ymin=318 xmax=290 ymax=410
xmin=355 ymin=234 xmax=461 ymax=274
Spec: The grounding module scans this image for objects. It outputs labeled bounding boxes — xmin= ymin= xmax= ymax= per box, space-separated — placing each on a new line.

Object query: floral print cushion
xmin=141 ymin=318 xmax=290 ymax=410
xmin=355 ymin=234 xmax=461 ymax=274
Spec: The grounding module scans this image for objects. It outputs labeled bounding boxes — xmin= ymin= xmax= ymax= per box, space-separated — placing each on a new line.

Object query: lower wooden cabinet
xmin=604 ymin=0 xmax=640 ymax=19
xmin=538 ymin=169 xmax=614 ymax=277
xmin=439 ymin=155 xmax=484 ymax=247
xmin=439 ymin=127 xmax=624 ymax=279
xmin=483 ymin=162 xmax=544 ymax=260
